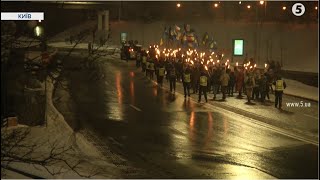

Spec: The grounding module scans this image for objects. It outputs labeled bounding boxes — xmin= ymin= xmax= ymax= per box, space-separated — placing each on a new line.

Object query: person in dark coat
xmin=259 ymin=74 xmax=268 ymax=102
xmin=212 ymin=67 xmax=221 ymax=99
xmin=191 ymin=65 xmax=200 ymax=94
xmin=235 ymin=68 xmax=245 ymax=97
xmin=264 ymin=71 xmax=272 ymax=100
xmin=165 ymin=60 xmax=171 ymax=82
xmin=169 ymin=63 xmax=176 ymax=93
xmin=228 ymin=70 xmax=236 ymax=96
xmin=175 ymin=59 xmax=183 ymax=82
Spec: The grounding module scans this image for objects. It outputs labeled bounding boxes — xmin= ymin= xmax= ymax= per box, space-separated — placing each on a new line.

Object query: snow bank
xmin=2 ymin=77 xmax=122 ymax=178
xmin=49 ymin=20 xmax=96 ymax=42
xmin=282 ymin=78 xmax=318 ymax=102
xmin=48 ymin=42 xmax=120 ymax=52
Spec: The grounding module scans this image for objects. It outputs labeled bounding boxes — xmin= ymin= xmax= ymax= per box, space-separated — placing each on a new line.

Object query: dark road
xmin=53 ymin=54 xmax=318 ymax=179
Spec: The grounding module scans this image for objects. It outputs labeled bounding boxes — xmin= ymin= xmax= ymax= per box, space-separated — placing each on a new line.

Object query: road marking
xmin=130 ymin=104 xmax=142 ymax=112
xmin=149 ymin=78 xmax=319 ymax=146
xmin=204 ymin=102 xmax=319 ymax=146
xmin=303 ymin=113 xmax=318 ymax=120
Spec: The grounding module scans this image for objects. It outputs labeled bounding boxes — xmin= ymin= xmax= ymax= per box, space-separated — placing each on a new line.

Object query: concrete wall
xmin=110 ymin=20 xmax=318 ymax=73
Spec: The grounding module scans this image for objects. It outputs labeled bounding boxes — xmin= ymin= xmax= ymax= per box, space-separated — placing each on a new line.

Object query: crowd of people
xmin=134 ymin=45 xmax=286 ymax=109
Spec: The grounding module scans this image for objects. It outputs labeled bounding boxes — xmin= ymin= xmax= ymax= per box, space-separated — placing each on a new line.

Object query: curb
xmin=283 ymin=92 xmax=318 ymax=103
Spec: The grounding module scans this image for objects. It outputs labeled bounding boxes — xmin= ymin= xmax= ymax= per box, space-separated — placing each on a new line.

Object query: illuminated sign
xmin=233 ymin=39 xmax=244 ymax=56
xmin=120 ymin=32 xmax=127 ymax=43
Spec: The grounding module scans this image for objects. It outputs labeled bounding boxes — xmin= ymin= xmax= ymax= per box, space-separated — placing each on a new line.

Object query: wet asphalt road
xmin=54 ymin=54 xmax=318 ymax=179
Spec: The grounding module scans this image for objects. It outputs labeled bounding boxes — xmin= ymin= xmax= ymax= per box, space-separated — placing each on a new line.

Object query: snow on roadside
xmin=2 ymin=77 xmax=124 ymax=178
xmin=282 ymin=78 xmax=318 ymax=101
xmin=48 ymin=42 xmax=120 ymax=51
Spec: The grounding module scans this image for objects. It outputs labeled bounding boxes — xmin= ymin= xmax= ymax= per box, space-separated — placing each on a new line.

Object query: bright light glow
xmin=34 ymin=26 xmax=43 ymax=37
xmin=282 ymin=6 xmax=286 ymax=10
xmin=35 ymin=26 xmax=40 ymax=36
xmin=239 ymin=1 xmax=242 ymax=4
xmin=259 ymin=1 xmax=264 ymax=5
xmin=236 ymin=62 xmax=238 ymax=66
xmin=234 ymin=39 xmax=244 ymax=55
xmin=177 ymin=3 xmax=181 ymax=7
xmin=214 ymin=3 xmax=218 ymax=8
xmin=315 ymin=6 xmax=318 ymax=10
xmin=247 ymin=5 xmax=251 ymax=9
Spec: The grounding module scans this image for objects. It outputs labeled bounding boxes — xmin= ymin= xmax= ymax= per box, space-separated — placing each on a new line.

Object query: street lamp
xmin=259 ymin=1 xmax=264 ymax=5
xmin=214 ymin=3 xmax=218 ymax=8
xmin=247 ymin=5 xmax=251 ymax=9
xmin=176 ymin=3 xmax=181 ymax=8
xmin=239 ymin=1 xmax=241 ymax=4
xmin=315 ymin=6 xmax=318 ymax=10
xmin=282 ymin=6 xmax=286 ymax=10
xmin=34 ymin=25 xmax=43 ymax=37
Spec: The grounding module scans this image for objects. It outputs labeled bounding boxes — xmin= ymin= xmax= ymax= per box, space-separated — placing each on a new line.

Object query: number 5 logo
xmin=292 ymin=3 xmax=305 ymax=16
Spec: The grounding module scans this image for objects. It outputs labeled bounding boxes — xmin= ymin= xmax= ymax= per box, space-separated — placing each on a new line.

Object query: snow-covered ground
xmin=1 ymin=78 xmax=127 ymax=178
xmin=48 ymin=42 xmax=120 ymax=52
xmin=49 ymin=21 xmax=96 ymax=43
xmin=282 ymin=78 xmax=318 ymax=102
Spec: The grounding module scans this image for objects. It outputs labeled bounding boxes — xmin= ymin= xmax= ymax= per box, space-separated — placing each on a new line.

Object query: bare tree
xmin=1 ymin=21 xmax=111 ymax=178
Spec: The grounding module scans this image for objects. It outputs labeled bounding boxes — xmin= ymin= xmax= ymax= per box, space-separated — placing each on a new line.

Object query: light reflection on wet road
xmin=54 ymin=57 xmax=318 ymax=179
